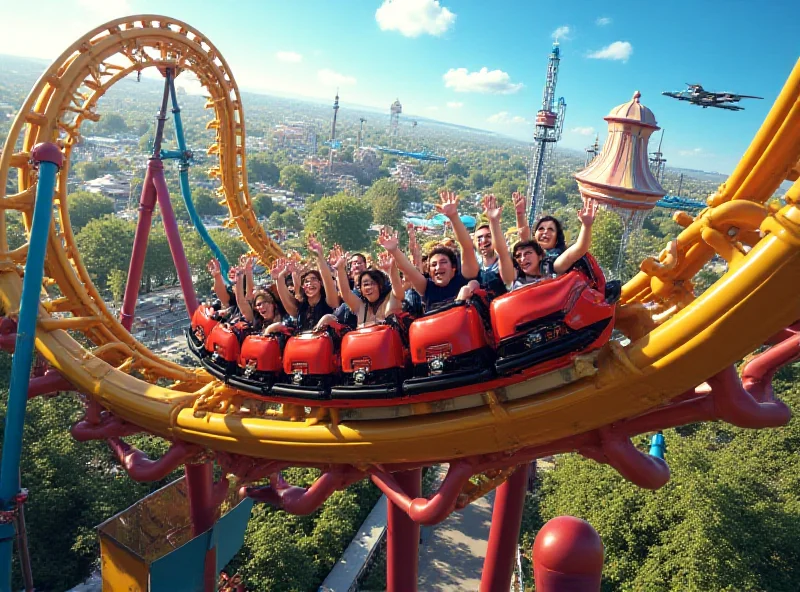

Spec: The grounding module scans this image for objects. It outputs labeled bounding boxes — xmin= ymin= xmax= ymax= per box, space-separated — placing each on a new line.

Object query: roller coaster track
xmin=1 ymin=17 xmax=799 ymax=510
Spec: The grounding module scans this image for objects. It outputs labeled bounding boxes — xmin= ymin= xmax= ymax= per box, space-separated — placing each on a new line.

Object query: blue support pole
xmin=0 ymin=143 xmax=63 ymax=590
xmin=167 ymin=78 xmax=232 ymax=283
xmin=649 ymin=431 xmax=666 ymax=460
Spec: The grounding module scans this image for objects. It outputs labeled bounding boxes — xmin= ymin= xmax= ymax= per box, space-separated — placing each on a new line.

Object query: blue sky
xmin=1 ymin=0 xmax=798 ymax=173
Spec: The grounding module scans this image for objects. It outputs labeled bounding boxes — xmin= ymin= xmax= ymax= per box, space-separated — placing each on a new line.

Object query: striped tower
xmin=574 ymin=91 xmax=666 ymax=275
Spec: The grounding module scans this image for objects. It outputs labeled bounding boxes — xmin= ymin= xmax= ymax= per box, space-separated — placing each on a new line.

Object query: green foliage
xmin=521 ymin=383 xmax=800 ymax=592
xmin=75 ymin=216 xmax=135 ymax=287
xmin=0 ymin=387 xmax=162 ymax=591
xmin=589 ymin=210 xmax=623 ymax=271
xmin=68 ymin=191 xmax=115 ymax=232
xmin=445 ymin=160 xmax=467 ymax=177
xmin=445 ymin=176 xmax=465 ymax=193
xmin=252 ymin=193 xmax=277 ymax=218
xmin=75 ymin=217 xmax=218 ymax=294
xmin=75 ymin=159 xmax=120 ymax=182
xmin=107 ymin=268 xmax=127 ymax=303
xmin=142 ymin=229 xmax=176 ymax=291
xmin=424 ymin=163 xmax=447 ymax=181
xmin=366 ymin=179 xmax=403 ymax=231
xmin=490 ymin=176 xmax=525 ymax=200
xmin=184 ymin=228 xmax=250 ymax=296
xmin=283 ymin=210 xmax=303 ymax=232
xmin=693 ymin=264 xmax=725 ymax=297
xmin=267 ymin=211 xmax=282 ymax=232
xmin=192 ymin=187 xmax=226 ymax=217
xmin=167 ymin=181 xmax=192 ymax=223
xmin=340 ymin=145 xmax=355 ymax=163
xmin=469 ymin=170 xmax=490 ymax=191
xmin=228 ymin=469 xmax=383 ymax=591
xmin=304 ymin=193 xmax=373 ymax=251
xmin=93 ymin=112 xmax=128 ymax=135
xmin=138 ymin=133 xmax=152 ymax=154
xmin=4 ymin=211 xmax=27 ymax=250
xmin=248 ymin=153 xmax=281 ymax=185
xmin=279 ymin=165 xmax=317 ymax=194
xmin=543 ymin=177 xmax=577 ymax=207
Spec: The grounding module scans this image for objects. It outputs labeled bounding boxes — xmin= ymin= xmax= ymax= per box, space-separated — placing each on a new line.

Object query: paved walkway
xmin=320 ymin=496 xmax=387 ymax=592
xmin=417 ymin=470 xmax=494 ymax=591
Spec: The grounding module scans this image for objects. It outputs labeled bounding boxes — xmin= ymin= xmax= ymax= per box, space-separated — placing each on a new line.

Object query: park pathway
xmin=417 ymin=467 xmax=494 ymax=591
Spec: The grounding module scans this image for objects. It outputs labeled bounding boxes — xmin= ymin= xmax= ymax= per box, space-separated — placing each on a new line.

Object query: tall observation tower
xmin=526 ymin=42 xmax=567 ymax=226
xmin=389 ymin=99 xmax=402 ymax=146
xmin=329 ymin=91 xmax=340 ymax=170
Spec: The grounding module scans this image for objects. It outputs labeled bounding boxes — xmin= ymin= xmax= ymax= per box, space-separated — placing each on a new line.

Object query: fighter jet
xmin=662 ymin=84 xmax=763 ymax=111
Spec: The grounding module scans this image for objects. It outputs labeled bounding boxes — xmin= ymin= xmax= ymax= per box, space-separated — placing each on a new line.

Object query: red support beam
xmin=386 ymin=468 xmax=422 ymax=592
xmin=186 ymin=462 xmax=217 ymax=592
xmin=479 ymin=465 xmax=529 ymax=592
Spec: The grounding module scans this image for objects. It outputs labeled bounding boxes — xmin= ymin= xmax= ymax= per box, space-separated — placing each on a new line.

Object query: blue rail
xmin=374 ymin=146 xmax=447 ymax=163
xmin=655 ymin=195 xmax=706 ymax=211
xmin=166 ymin=77 xmax=232 ymax=284
xmin=0 ymin=144 xmax=61 ymax=590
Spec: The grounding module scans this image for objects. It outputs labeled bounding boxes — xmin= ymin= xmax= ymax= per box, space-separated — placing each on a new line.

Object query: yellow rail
xmin=0 ymin=18 xmax=798 ymax=466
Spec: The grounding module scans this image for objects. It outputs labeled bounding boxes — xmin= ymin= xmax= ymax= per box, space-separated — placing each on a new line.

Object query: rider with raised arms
xmin=380 ymin=191 xmax=480 ymax=311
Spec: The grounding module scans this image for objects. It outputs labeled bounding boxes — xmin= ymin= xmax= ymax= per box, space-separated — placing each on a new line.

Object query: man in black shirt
xmin=380 ymin=191 xmax=480 ymax=312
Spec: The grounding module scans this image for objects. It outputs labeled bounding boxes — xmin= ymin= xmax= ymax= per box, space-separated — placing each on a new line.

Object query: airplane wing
xmin=712 ymin=103 xmax=744 ymax=111
xmin=737 ymin=95 xmax=764 ymax=100
xmin=662 ymin=92 xmax=691 ymax=101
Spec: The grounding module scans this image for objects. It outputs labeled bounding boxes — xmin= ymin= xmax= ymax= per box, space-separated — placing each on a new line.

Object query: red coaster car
xmin=491 ymin=254 xmax=619 ymax=376
xmin=271 ymin=329 xmax=341 ymax=400
xmin=228 ymin=334 xmax=283 ymax=393
xmin=187 ymin=304 xmax=220 ymax=358
xmin=331 ymin=323 xmax=410 ymax=400
xmin=403 ymin=295 xmax=495 ymax=395
xmin=203 ymin=320 xmax=250 ymax=379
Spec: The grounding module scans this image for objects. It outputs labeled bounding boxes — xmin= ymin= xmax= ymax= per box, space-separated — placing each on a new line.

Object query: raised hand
xmin=231 ymin=265 xmax=244 ymax=282
xmin=307 ymin=233 xmax=324 ymax=257
xmin=482 ymin=193 xmax=502 ymax=222
xmin=512 ymin=192 xmax=527 ymax=216
xmin=270 ymin=258 xmax=286 ymax=278
xmin=578 ymin=198 xmax=599 ymax=227
xmin=377 ymin=225 xmax=399 ymax=252
xmin=330 ymin=248 xmax=347 ymax=271
xmin=206 ymin=258 xmax=221 ymax=276
xmin=436 ymin=190 xmax=460 ymax=219
xmin=328 ymin=244 xmax=344 ymax=268
xmin=377 ymin=250 xmax=394 ymax=272
xmin=241 ymin=255 xmax=256 ymax=273
xmin=406 ymin=222 xmax=417 ymax=246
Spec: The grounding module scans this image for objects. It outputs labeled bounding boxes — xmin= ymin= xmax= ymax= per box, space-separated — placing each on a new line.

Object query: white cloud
xmin=443 ymin=67 xmax=523 ymax=94
xmin=571 ymin=126 xmax=596 ymax=136
xmin=487 ymin=111 xmax=528 ymax=125
xmin=376 ymin=0 xmax=456 ymax=37
xmin=317 ymin=68 xmax=357 ymax=87
xmin=587 ymin=41 xmax=633 ymax=62
xmin=276 ymin=51 xmax=303 ymax=63
xmin=552 ymin=26 xmax=571 ymax=41
xmin=678 ymin=147 xmax=713 ymax=157
xmin=446 ymin=101 xmax=464 ymax=108
xmin=596 ymin=17 xmax=612 ymax=26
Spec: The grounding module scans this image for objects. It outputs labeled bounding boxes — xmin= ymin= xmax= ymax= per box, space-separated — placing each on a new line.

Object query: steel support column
xmin=386 ymin=468 xmax=421 ymax=592
xmin=479 ymin=465 xmax=529 ymax=592
xmin=185 ymin=462 xmax=217 ymax=592
xmin=0 ymin=143 xmax=62 ymax=591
